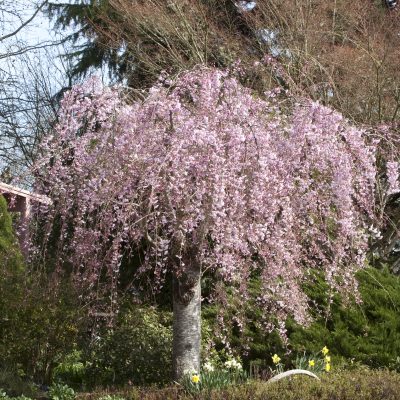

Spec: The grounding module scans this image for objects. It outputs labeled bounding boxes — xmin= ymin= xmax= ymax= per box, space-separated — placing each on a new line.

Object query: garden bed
xmin=72 ymin=370 xmax=400 ymax=400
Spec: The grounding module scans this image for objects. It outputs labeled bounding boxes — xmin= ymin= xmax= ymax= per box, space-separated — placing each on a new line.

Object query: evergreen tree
xmin=47 ymin=1 xmax=400 ymax=124
xmin=47 ymin=1 xmax=129 ymax=81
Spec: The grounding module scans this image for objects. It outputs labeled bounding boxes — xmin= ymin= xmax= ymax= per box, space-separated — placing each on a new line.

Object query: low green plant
xmin=270 ymin=353 xmax=284 ymax=375
xmin=389 ymin=356 xmax=400 ymax=371
xmin=0 ymin=390 xmax=32 ymax=400
xmin=53 ymin=350 xmax=86 ymax=388
xmin=293 ymin=352 xmax=326 ymax=374
xmin=0 ymin=368 xmax=37 ymax=398
xmin=48 ymin=383 xmax=75 ymax=400
xmin=180 ymin=359 xmax=247 ymax=395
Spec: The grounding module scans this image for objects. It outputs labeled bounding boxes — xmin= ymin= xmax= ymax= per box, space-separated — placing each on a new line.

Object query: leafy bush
xmin=53 ymin=350 xmax=86 ymax=388
xmin=0 ymin=368 xmax=37 ymax=399
xmin=0 ymin=196 xmax=85 ymax=385
xmin=0 ymin=195 xmax=24 ymax=271
xmin=0 ymin=388 xmax=33 ymax=400
xmin=48 ymin=383 xmax=75 ymax=400
xmin=0 ymin=274 xmax=84 ymax=385
xmin=84 ymin=305 xmax=172 ymax=387
xmin=201 ymin=267 xmax=400 ymax=374
xmin=288 ymin=267 xmax=400 ymax=369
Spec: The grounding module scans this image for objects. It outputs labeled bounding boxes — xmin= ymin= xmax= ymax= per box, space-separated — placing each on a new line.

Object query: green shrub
xmin=0 ymin=196 xmax=88 ymax=387
xmin=0 ymin=218 xmax=84 ymax=386
xmin=48 ymin=383 xmax=75 ymax=400
xmin=0 ymin=195 xmax=24 ymax=271
xmin=0 ymin=388 xmax=33 ymax=400
xmin=0 ymin=274 xmax=84 ymax=385
xmin=288 ymin=267 xmax=400 ymax=369
xmin=53 ymin=350 xmax=86 ymax=388
xmin=201 ymin=266 xmax=400 ymax=374
xmin=0 ymin=368 xmax=37 ymax=398
xmin=84 ymin=305 xmax=172 ymax=387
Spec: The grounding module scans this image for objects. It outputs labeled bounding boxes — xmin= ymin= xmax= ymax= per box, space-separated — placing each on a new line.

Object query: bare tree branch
xmin=0 ymin=37 xmax=68 ymax=59
xmin=0 ymin=1 xmax=47 ymax=43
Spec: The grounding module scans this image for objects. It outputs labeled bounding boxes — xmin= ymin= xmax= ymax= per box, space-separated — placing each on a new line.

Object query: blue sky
xmin=0 ymin=1 xmax=70 ymax=177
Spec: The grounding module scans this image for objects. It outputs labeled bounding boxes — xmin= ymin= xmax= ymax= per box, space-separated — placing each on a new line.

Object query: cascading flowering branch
xmin=36 ymin=67 xmax=377 ymax=328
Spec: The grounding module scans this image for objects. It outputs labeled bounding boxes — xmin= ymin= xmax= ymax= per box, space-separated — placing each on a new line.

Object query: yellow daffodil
xmin=308 ymin=359 xmax=315 ymax=367
xmin=325 ymin=355 xmax=331 ymax=363
xmin=191 ymin=374 xmax=200 ymax=384
xmin=325 ymin=363 xmax=331 ymax=372
xmin=322 ymin=346 xmax=329 ymax=356
xmin=272 ymin=354 xmax=281 ymax=364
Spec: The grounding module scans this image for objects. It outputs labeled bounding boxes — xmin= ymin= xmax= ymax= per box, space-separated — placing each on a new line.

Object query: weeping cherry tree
xmin=35 ymin=67 xmax=379 ymax=380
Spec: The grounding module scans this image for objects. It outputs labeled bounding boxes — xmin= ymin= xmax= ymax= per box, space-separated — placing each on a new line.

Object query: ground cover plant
xmin=1 ymin=370 xmax=395 ymax=400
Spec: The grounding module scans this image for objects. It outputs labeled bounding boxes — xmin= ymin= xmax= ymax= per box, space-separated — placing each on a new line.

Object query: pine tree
xmin=47 ymin=1 xmax=400 ymax=123
xmin=46 ymin=1 xmax=128 ymax=81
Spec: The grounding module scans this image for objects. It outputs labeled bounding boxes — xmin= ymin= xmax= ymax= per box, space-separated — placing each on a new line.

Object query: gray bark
xmin=172 ymin=261 xmax=201 ymax=381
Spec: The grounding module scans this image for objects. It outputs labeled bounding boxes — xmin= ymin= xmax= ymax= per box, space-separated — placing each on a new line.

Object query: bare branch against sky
xmin=0 ymin=1 xmax=72 ymax=184
xmin=0 ymin=1 xmax=47 ymax=43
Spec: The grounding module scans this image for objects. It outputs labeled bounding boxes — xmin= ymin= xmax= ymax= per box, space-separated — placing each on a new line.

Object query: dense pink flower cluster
xmin=36 ymin=68 xmax=378 ymax=326
xmin=386 ymin=161 xmax=400 ymax=195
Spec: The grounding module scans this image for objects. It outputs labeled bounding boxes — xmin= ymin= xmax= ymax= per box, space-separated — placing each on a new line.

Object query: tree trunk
xmin=172 ymin=261 xmax=201 ymax=381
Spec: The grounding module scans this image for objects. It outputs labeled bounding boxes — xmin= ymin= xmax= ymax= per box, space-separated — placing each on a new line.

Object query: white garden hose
xmin=268 ymin=369 xmax=320 ymax=383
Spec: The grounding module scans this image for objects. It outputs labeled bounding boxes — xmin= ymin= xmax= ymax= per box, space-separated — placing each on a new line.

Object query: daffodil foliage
xmin=36 ymin=67 xmax=378 ymax=328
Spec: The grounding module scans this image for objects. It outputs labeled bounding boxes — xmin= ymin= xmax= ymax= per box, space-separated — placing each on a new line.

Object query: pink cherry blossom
xmin=33 ymin=67 xmax=378 ymax=329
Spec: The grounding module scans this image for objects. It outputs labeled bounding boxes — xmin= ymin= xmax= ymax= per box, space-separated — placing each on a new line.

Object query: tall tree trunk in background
xmin=172 ymin=259 xmax=201 ymax=381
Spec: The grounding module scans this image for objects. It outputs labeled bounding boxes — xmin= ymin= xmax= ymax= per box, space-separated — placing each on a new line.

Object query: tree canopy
xmin=36 ymin=67 xmax=379 ymax=332
xmin=47 ymin=0 xmax=400 ymax=123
